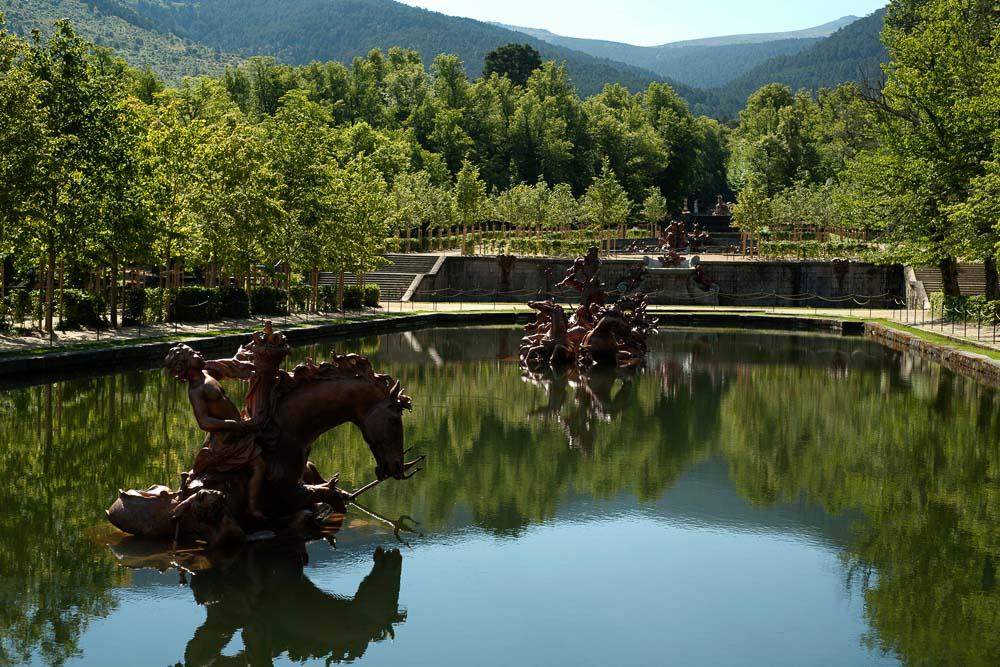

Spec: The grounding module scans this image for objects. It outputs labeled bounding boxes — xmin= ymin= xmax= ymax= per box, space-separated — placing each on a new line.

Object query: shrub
xmin=319 ymin=284 xmax=339 ymax=311
xmin=250 ymin=286 xmax=287 ymax=315
xmin=9 ymin=289 xmax=34 ymax=325
xmin=342 ymin=285 xmax=364 ymax=310
xmin=172 ymin=286 xmax=216 ymax=322
xmin=144 ymin=288 xmax=169 ymax=323
xmin=61 ymin=289 xmax=106 ymax=329
xmin=929 ymin=292 xmax=1000 ymax=324
xmin=216 ymin=285 xmax=249 ymax=319
xmin=122 ymin=287 xmax=147 ymax=325
xmin=363 ymin=284 xmax=380 ymax=307
xmin=288 ymin=284 xmax=311 ymax=313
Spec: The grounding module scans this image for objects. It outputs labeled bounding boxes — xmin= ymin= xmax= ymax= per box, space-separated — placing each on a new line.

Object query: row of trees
xmin=0 ymin=18 xmax=727 ymax=332
xmin=729 ymin=0 xmax=1000 ymax=296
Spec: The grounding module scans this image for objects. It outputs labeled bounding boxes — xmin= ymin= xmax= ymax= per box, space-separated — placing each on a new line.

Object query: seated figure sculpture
xmin=106 ymin=322 xmax=423 ymax=549
xmin=165 ymin=343 xmax=266 ymax=521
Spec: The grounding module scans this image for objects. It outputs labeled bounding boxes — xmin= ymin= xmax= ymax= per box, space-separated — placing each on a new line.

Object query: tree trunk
xmin=337 ymin=272 xmax=345 ymax=309
xmin=110 ymin=251 xmax=119 ymax=329
xmin=162 ymin=240 xmax=170 ymax=291
xmin=986 ymin=256 xmax=1000 ymax=301
xmin=44 ymin=247 xmax=55 ymax=334
xmin=311 ymin=268 xmax=319 ymax=313
xmin=57 ymin=259 xmax=65 ymax=331
xmin=940 ymin=257 xmax=961 ymax=297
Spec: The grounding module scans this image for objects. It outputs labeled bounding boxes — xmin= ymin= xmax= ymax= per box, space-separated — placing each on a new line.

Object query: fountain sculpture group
xmin=520 ymin=247 xmax=658 ymax=370
xmin=106 ymin=322 xmax=422 ymax=548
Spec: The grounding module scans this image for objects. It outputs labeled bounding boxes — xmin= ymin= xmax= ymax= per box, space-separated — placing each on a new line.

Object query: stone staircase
xmin=318 ymin=254 xmax=441 ymax=301
xmin=913 ymin=264 xmax=987 ymax=295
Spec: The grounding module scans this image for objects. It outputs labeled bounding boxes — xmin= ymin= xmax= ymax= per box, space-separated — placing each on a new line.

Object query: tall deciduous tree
xmin=840 ymin=0 xmax=1000 ymax=295
xmin=15 ymin=21 xmax=125 ymax=333
xmin=641 ymin=188 xmax=668 ymax=231
xmin=454 ymin=160 xmax=487 ymax=250
xmin=483 ymin=43 xmax=542 ymax=87
xmin=580 ymin=159 xmax=632 ymax=231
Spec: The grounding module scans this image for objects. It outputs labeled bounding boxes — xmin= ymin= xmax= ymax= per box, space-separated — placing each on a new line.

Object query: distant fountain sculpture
xmin=106 ymin=322 xmax=423 ymax=548
xmin=520 ymin=246 xmax=657 ymax=370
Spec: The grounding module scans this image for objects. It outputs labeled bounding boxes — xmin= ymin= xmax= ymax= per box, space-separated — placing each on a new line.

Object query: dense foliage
xmin=1 ymin=0 xmax=238 ymax=81
xmin=1 ymin=1 xmax=886 ymax=118
xmin=728 ymin=0 xmax=1000 ymax=295
xmin=0 ymin=16 xmax=728 ymax=332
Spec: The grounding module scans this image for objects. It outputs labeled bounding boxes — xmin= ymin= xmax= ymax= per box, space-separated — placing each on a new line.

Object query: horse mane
xmin=279 ymin=353 xmax=412 ymax=410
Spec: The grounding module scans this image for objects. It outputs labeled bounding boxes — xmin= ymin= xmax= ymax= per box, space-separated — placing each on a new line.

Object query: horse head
xmin=360 ymin=380 xmax=413 ymax=481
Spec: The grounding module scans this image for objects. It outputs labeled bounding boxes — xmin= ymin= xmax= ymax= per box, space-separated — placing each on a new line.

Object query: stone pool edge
xmin=865 ymin=322 xmax=1000 ymax=387
xmin=0 ymin=311 xmax=861 ymax=383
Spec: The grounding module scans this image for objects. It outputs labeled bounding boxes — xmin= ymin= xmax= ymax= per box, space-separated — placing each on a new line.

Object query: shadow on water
xmin=1 ymin=326 xmax=999 ymax=665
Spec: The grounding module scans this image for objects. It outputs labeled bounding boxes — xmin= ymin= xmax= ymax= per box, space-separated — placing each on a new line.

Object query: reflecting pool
xmin=2 ymin=326 xmax=999 ymax=666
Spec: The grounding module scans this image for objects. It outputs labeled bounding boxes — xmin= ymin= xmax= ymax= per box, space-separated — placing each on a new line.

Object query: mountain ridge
xmin=2 ymin=0 xmax=888 ymax=119
xmin=494 ymin=15 xmax=861 ymax=88
xmin=498 ymin=15 xmax=859 ymax=50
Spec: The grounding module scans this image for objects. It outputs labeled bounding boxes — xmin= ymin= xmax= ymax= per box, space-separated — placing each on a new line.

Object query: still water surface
xmin=2 ymin=326 xmax=999 ymax=666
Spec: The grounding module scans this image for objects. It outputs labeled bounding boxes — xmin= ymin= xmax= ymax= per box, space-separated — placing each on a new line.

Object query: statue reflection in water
xmin=111 ymin=536 xmax=406 ymax=666
xmin=524 ymin=365 xmax=637 ymax=453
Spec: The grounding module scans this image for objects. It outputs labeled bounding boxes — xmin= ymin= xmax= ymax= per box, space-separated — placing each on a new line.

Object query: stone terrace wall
xmin=710 ymin=261 xmax=904 ymax=308
xmin=411 ymin=256 xmax=904 ymax=308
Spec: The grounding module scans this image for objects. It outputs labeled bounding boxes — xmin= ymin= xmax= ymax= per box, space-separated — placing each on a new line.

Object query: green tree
xmin=727 ymin=84 xmax=824 ymax=195
xmin=580 ymin=159 xmax=632 ymax=231
xmin=264 ymin=89 xmax=339 ymax=310
xmin=191 ymin=118 xmax=283 ymax=287
xmin=585 ymin=84 xmax=669 ymax=203
xmin=454 ymin=160 xmax=487 ymax=250
xmin=840 ymin=0 xmax=1000 ymax=295
xmin=330 ymin=156 xmax=393 ymax=279
xmin=483 ymin=43 xmax=542 ymax=87
xmin=641 ymin=187 xmax=668 ymax=231
xmin=431 ymin=53 xmax=469 ymax=110
xmin=13 ymin=21 xmax=128 ymax=333
xmin=144 ymin=101 xmax=203 ymax=295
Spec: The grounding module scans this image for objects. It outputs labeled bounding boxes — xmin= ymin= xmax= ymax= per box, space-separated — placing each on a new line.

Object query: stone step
xmin=381 ymin=253 xmax=440 ymax=274
xmin=317 ymin=272 xmax=416 ymax=300
xmin=913 ymin=264 xmax=988 ymax=296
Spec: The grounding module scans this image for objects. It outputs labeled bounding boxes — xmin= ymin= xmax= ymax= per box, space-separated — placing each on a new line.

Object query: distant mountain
xmin=499 ymin=16 xmax=860 ymax=87
xmin=698 ymin=9 xmax=887 ymax=117
xmin=661 ymin=16 xmax=860 ymax=47
xmin=2 ymin=0 xmax=887 ymax=119
xmin=117 ymin=0 xmax=684 ymax=96
xmin=0 ymin=0 xmax=239 ymax=81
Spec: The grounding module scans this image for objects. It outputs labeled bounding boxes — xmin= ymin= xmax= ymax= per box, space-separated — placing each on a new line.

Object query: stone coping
xmin=865 ymin=323 xmax=1000 ymax=388
xmin=0 ymin=311 xmax=866 ymax=388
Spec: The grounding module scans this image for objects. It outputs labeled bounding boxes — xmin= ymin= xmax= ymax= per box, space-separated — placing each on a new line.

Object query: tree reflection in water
xmin=1 ymin=327 xmax=999 ymax=665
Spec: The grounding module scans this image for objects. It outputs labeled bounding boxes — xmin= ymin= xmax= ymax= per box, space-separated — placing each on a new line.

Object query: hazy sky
xmin=397 ymin=1 xmax=888 ymax=46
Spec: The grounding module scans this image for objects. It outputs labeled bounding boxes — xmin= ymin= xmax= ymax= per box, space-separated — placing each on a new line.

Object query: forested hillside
xmin=0 ymin=0 xmax=238 ymax=81
xmin=701 ymin=9 xmax=887 ymax=117
xmin=119 ymin=0 xmax=679 ymax=96
xmin=503 ymin=16 xmax=858 ymax=88
xmin=1 ymin=0 xmax=888 ymax=117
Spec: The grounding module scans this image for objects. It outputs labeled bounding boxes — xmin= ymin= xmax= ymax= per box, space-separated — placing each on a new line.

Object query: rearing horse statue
xmin=106 ymin=325 xmax=419 ymax=547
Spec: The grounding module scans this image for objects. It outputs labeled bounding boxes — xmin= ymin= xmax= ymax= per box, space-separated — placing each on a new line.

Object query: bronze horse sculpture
xmin=106 ymin=323 xmax=421 ymax=548
xmin=521 ymin=247 xmax=657 ymax=371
